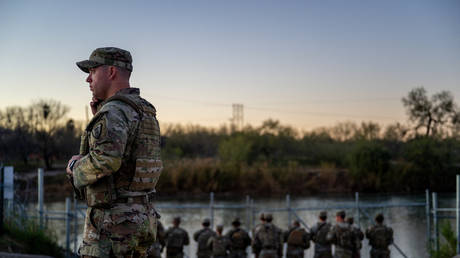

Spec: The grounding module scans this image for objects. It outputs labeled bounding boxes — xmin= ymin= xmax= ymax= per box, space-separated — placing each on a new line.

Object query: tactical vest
xmin=167 ymin=228 xmax=186 ymax=248
xmin=212 ymin=236 xmax=228 ymax=256
xmin=287 ymin=228 xmax=305 ymax=247
xmin=259 ymin=224 xmax=279 ymax=249
xmin=197 ymin=228 xmax=215 ymax=251
xmin=230 ymin=228 xmax=248 ymax=250
xmin=369 ymin=225 xmax=392 ymax=249
xmin=81 ymin=94 xmax=162 ymax=208
xmin=335 ymin=225 xmax=354 ymax=250
xmin=313 ymin=223 xmax=330 ymax=245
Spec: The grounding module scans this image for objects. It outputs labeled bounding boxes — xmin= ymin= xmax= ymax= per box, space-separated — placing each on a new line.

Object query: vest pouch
xmin=85 ymin=176 xmax=116 ymax=208
xmin=129 ymin=158 xmax=163 ymax=191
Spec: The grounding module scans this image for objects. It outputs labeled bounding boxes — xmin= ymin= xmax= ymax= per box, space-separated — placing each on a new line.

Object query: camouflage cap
xmin=346 ymin=217 xmax=354 ymax=224
xmin=319 ymin=211 xmax=327 ymax=219
xmin=375 ymin=213 xmax=384 ymax=222
xmin=202 ymin=218 xmax=210 ymax=224
xmin=336 ymin=210 xmax=346 ymax=218
xmin=76 ymin=47 xmax=133 ymax=73
xmin=232 ymin=218 xmax=241 ymax=225
xmin=264 ymin=213 xmax=273 ymax=221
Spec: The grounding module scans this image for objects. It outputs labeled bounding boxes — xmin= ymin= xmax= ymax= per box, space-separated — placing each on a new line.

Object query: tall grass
xmin=1 ymin=216 xmax=64 ymax=257
xmin=156 ymin=158 xmax=350 ymax=196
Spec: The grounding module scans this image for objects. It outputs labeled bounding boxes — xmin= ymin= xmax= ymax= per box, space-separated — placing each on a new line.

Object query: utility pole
xmin=232 ymin=104 xmax=244 ymax=130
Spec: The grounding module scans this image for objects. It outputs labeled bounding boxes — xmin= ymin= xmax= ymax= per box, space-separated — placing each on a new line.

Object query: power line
xmin=155 ymin=95 xmax=402 ymax=120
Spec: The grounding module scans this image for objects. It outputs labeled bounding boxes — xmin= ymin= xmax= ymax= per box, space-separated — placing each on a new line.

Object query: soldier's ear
xmin=108 ymin=66 xmax=117 ymax=80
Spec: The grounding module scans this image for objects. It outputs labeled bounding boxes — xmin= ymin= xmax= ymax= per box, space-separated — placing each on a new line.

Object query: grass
xmin=0 ymin=216 xmax=65 ymax=257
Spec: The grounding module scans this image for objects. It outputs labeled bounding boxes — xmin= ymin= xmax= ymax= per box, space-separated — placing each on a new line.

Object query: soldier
xmin=310 ymin=211 xmax=332 ymax=258
xmin=252 ymin=213 xmax=283 ymax=258
xmin=226 ymin=218 xmax=251 ymax=258
xmin=208 ymin=225 xmax=231 ymax=258
xmin=346 ymin=217 xmax=363 ymax=258
xmin=148 ymin=220 xmax=166 ymax=258
xmin=365 ymin=214 xmax=393 ymax=258
xmin=252 ymin=213 xmax=266 ymax=258
xmin=67 ymin=47 xmax=162 ymax=258
xmin=165 ymin=217 xmax=190 ymax=258
xmin=326 ymin=211 xmax=356 ymax=258
xmin=283 ymin=220 xmax=310 ymax=258
xmin=194 ymin=218 xmax=217 ymax=258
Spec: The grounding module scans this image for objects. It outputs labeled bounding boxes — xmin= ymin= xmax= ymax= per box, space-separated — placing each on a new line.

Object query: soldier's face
xmin=87 ymin=66 xmax=110 ymax=100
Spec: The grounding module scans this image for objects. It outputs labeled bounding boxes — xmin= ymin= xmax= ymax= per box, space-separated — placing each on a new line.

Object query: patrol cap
xmin=346 ymin=217 xmax=354 ymax=224
xmin=375 ymin=213 xmax=384 ymax=223
xmin=216 ymin=225 xmax=224 ymax=232
xmin=319 ymin=211 xmax=327 ymax=219
xmin=76 ymin=47 xmax=133 ymax=73
xmin=259 ymin=213 xmax=265 ymax=221
xmin=173 ymin=216 xmax=181 ymax=224
xmin=336 ymin=210 xmax=346 ymax=218
xmin=264 ymin=213 xmax=273 ymax=221
xmin=202 ymin=218 xmax=210 ymax=225
xmin=232 ymin=218 xmax=241 ymax=226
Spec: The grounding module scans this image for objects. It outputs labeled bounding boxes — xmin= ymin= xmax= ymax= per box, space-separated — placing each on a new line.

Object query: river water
xmin=34 ymin=192 xmax=454 ymax=258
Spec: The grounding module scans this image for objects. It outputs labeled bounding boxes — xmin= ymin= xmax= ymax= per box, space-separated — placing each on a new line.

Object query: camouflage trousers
xmin=228 ymin=249 xmax=247 ymax=258
xmin=259 ymin=249 xmax=279 ymax=258
xmin=314 ymin=251 xmax=333 ymax=258
xmin=166 ymin=249 xmax=184 ymax=258
xmin=147 ymin=242 xmax=163 ymax=258
xmin=197 ymin=251 xmax=212 ymax=258
xmin=370 ymin=249 xmax=390 ymax=258
xmin=333 ymin=247 xmax=353 ymax=258
xmin=79 ymin=203 xmax=157 ymax=258
xmin=286 ymin=246 xmax=304 ymax=258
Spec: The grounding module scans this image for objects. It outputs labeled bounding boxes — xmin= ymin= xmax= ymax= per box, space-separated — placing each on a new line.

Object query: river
xmin=32 ymin=192 xmax=453 ymax=258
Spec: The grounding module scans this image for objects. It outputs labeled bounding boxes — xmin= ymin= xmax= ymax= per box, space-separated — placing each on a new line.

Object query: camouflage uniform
xmin=349 ymin=226 xmax=363 ymax=258
xmin=208 ymin=235 xmax=231 ymax=258
xmin=365 ymin=224 xmax=393 ymax=258
xmin=326 ymin=222 xmax=355 ymax=258
xmin=226 ymin=227 xmax=251 ymax=258
xmin=310 ymin=221 xmax=332 ymax=258
xmin=283 ymin=225 xmax=310 ymax=258
xmin=148 ymin=220 xmax=166 ymax=258
xmin=194 ymin=226 xmax=217 ymax=258
xmin=73 ymin=48 xmax=162 ymax=258
xmin=252 ymin=223 xmax=283 ymax=258
xmin=165 ymin=226 xmax=190 ymax=258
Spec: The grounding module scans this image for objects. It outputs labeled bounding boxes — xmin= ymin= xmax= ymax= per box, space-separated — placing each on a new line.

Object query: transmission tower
xmin=232 ymin=104 xmax=244 ymax=130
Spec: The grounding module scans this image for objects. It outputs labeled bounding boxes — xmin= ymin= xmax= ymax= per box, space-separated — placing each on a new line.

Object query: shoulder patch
xmin=92 ymin=123 xmax=102 ymax=139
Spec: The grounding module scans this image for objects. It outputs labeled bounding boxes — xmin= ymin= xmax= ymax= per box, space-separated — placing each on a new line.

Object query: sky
xmin=1 ymin=0 xmax=459 ymax=131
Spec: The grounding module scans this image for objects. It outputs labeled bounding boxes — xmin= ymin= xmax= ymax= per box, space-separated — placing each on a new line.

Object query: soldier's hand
xmin=66 ymin=155 xmax=83 ymax=176
xmin=90 ymin=97 xmax=102 ymax=115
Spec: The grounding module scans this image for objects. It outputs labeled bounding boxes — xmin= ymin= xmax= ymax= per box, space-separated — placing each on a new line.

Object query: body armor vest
xmin=81 ymin=93 xmax=162 ymax=207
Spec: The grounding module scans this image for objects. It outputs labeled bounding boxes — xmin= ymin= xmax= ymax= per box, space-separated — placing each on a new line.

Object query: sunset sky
xmin=1 ymin=1 xmax=459 ymax=130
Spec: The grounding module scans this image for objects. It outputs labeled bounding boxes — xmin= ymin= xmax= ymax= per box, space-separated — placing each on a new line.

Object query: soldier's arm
xmin=73 ymin=106 xmax=130 ymax=188
xmin=365 ymin=227 xmax=371 ymax=239
xmin=193 ymin=230 xmax=201 ymax=241
xmin=389 ymin=227 xmax=394 ymax=244
xmin=184 ymin=230 xmax=190 ymax=245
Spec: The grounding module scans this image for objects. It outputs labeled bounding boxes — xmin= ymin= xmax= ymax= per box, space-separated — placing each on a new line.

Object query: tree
xmin=402 ymin=87 xmax=459 ymax=137
xmin=29 ymin=99 xmax=70 ymax=169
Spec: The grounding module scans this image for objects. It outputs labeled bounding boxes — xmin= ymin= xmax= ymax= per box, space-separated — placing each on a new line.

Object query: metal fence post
xmin=73 ymin=198 xmax=78 ymax=254
xmin=457 ymin=175 xmax=460 ymax=254
xmin=286 ymin=194 xmax=291 ymax=227
xmin=251 ymin=198 xmax=255 ymax=231
xmin=426 ymin=189 xmax=430 ymax=246
xmin=0 ymin=164 xmax=3 ymax=235
xmin=38 ymin=168 xmax=44 ymax=229
xmin=246 ymin=195 xmax=250 ymax=231
xmin=65 ymin=197 xmax=71 ymax=258
xmin=355 ymin=192 xmax=360 ymax=228
xmin=210 ymin=192 xmax=214 ymax=229
xmin=433 ymin=192 xmax=439 ymax=252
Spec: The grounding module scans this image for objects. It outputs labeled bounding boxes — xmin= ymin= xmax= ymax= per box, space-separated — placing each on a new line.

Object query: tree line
xmin=1 ymin=87 xmax=460 ymax=194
